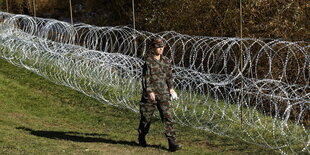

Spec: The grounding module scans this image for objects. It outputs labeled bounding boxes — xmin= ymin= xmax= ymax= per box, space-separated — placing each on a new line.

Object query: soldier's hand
xmin=170 ymin=89 xmax=179 ymax=100
xmin=170 ymin=92 xmax=179 ymax=100
xmin=169 ymin=89 xmax=176 ymax=94
xmin=149 ymin=92 xmax=156 ymax=101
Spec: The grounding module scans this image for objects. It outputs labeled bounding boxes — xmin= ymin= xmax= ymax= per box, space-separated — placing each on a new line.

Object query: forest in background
xmin=0 ymin=0 xmax=309 ymax=41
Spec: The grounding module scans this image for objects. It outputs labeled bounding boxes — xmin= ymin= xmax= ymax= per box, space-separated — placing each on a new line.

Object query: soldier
xmin=138 ymin=37 xmax=181 ymax=152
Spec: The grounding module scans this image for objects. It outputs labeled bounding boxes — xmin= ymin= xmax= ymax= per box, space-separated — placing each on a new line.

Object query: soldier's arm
xmin=144 ymin=61 xmax=154 ymax=94
xmin=166 ymin=59 xmax=174 ymax=90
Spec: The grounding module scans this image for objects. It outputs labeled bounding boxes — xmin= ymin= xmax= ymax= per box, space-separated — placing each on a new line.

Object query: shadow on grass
xmin=16 ymin=127 xmax=167 ymax=150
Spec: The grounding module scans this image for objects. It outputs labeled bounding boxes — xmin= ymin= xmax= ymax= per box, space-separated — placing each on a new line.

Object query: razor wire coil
xmin=0 ymin=12 xmax=309 ymax=154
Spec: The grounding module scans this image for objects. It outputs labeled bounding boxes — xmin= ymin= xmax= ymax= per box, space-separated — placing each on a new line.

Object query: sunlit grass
xmin=0 ymin=41 xmax=308 ymax=154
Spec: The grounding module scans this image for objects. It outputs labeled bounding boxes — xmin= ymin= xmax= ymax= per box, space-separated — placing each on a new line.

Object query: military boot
xmin=138 ymin=133 xmax=147 ymax=147
xmin=167 ymin=137 xmax=182 ymax=152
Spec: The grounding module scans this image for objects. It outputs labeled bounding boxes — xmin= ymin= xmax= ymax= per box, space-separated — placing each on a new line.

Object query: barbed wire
xmin=0 ymin=12 xmax=309 ymax=154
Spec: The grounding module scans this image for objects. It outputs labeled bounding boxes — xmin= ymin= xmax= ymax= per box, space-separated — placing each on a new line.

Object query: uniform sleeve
xmin=166 ymin=59 xmax=174 ymax=90
xmin=143 ymin=61 xmax=154 ymax=93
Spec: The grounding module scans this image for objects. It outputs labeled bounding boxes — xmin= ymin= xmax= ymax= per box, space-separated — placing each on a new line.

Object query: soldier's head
xmin=151 ymin=37 xmax=165 ymax=56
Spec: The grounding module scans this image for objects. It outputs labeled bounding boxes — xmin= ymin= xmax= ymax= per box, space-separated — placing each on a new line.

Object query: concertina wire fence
xmin=0 ymin=12 xmax=309 ymax=154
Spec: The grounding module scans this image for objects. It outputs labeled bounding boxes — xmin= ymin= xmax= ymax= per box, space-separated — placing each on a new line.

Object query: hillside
xmin=0 ymin=58 xmax=277 ymax=154
xmin=0 ymin=1 xmax=308 ymax=154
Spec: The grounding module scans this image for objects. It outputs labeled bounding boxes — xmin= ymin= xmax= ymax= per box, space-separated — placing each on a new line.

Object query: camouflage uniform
xmin=138 ymin=55 xmax=176 ymax=138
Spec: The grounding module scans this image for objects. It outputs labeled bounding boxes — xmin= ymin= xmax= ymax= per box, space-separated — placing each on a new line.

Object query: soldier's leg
xmin=157 ymin=101 xmax=176 ymax=139
xmin=157 ymin=96 xmax=181 ymax=151
xmin=138 ymin=101 xmax=156 ymax=137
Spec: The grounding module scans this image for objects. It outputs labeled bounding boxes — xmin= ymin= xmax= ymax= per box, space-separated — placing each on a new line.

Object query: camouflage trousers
xmin=138 ymin=94 xmax=176 ymax=138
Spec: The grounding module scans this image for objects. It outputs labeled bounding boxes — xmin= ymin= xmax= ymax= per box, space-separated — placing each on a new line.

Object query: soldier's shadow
xmin=16 ymin=127 xmax=167 ymax=150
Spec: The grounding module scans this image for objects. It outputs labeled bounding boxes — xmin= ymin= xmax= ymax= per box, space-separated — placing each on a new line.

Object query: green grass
xmin=0 ymin=35 xmax=308 ymax=154
xmin=0 ymin=57 xmax=280 ymax=154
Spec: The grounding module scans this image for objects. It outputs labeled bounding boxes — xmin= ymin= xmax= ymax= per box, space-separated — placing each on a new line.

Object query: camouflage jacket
xmin=141 ymin=55 xmax=174 ymax=98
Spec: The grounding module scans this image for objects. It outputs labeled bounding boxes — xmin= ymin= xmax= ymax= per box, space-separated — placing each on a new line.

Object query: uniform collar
xmin=151 ymin=55 xmax=160 ymax=62
xmin=152 ymin=56 xmax=167 ymax=67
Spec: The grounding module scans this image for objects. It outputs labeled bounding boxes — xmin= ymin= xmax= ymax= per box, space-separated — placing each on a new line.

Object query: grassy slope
xmin=0 ymin=58 xmax=277 ymax=155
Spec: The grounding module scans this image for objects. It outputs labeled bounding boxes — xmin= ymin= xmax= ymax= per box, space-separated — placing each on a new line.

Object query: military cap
xmin=152 ymin=37 xmax=166 ymax=48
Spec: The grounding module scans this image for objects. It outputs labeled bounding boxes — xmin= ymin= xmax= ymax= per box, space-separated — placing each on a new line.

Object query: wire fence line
xmin=0 ymin=12 xmax=309 ymax=154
